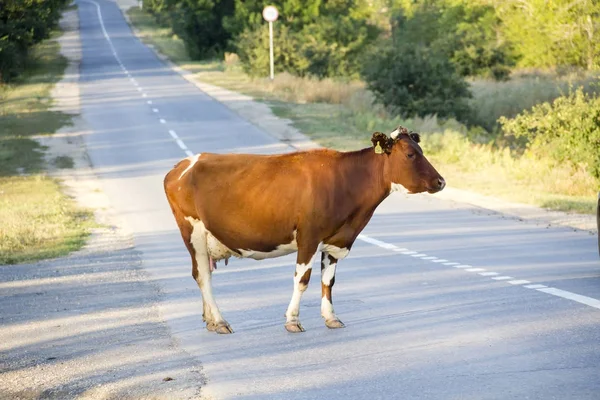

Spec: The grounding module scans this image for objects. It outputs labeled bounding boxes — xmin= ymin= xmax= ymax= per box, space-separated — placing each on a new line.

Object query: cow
xmin=163 ymin=126 xmax=445 ymax=334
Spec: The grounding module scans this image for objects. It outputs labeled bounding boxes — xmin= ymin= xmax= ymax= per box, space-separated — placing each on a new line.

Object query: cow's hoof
xmin=285 ymin=322 xmax=305 ymax=333
xmin=215 ymin=322 xmax=234 ymax=334
xmin=206 ymin=321 xmax=233 ymax=334
xmin=325 ymin=318 xmax=345 ymax=329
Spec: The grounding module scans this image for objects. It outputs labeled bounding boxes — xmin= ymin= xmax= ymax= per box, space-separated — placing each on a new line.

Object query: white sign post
xmin=262 ymin=6 xmax=279 ymax=80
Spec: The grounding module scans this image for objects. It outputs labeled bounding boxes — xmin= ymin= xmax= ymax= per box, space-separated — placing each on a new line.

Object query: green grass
xmin=126 ymin=6 xmax=599 ymax=215
xmin=0 ymin=29 xmax=94 ymax=265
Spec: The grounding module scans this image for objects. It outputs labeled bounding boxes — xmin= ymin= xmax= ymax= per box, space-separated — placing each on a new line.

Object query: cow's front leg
xmin=285 ymin=244 xmax=318 ymax=333
xmin=321 ymin=252 xmax=345 ymax=329
xmin=187 ymin=221 xmax=233 ymax=334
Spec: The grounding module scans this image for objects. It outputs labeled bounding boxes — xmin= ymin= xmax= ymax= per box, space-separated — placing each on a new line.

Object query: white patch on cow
xmin=185 ymin=216 xmax=236 ymax=261
xmin=238 ymin=230 xmax=298 ymax=260
xmin=321 ymin=243 xmax=349 ymax=260
xmin=321 ymin=257 xmax=337 ymax=286
xmin=183 ymin=216 xmax=226 ymax=323
xmin=285 ymin=252 xmax=317 ymax=322
xmin=178 ymin=154 xmax=201 ymax=180
xmin=390 ymin=182 xmax=409 ymax=194
xmin=390 ymin=128 xmax=400 ymax=139
xmin=321 ymin=296 xmax=335 ymax=320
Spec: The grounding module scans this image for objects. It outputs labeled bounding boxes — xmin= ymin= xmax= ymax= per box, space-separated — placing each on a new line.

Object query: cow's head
xmin=371 ymin=126 xmax=445 ymax=194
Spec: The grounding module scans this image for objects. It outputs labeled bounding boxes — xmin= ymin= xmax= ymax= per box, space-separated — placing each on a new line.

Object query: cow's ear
xmin=409 ymin=132 xmax=421 ymax=143
xmin=371 ymin=132 xmax=393 ymax=154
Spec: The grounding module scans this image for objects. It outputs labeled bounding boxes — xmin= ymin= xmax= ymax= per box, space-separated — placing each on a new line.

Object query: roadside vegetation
xmin=129 ymin=0 xmax=600 ymax=214
xmin=0 ymin=7 xmax=94 ymax=264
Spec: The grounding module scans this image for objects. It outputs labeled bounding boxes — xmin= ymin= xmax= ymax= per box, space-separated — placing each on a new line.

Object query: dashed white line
xmin=411 ymin=253 xmax=428 ymax=258
xmin=442 ymin=262 xmax=460 ymax=266
xmin=175 ymin=138 xmax=187 ymax=150
xmin=168 ymin=130 xmax=178 ymax=139
xmin=421 ymin=256 xmax=437 ymax=260
xmin=536 ymin=287 xmax=600 ymax=310
xmin=478 ymin=272 xmax=499 ymax=276
xmin=431 ymin=259 xmax=448 ymax=263
xmin=508 ymin=280 xmax=531 ymax=285
xmin=453 ymin=265 xmax=473 ymax=269
xmin=525 ymin=284 xmax=547 ymax=289
xmin=147 ymin=100 xmax=153 ymax=105
xmin=152 ymin=108 xmax=159 ymax=113
xmin=159 ymin=118 xmax=166 ymax=124
xmin=465 ymin=268 xmax=486 ymax=272
xmin=492 ymin=276 xmax=513 ymax=281
xmin=142 ymin=93 xmax=147 ymax=97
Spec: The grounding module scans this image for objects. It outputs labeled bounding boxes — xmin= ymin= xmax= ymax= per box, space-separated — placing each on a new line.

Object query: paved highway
xmin=77 ymin=1 xmax=600 ymax=398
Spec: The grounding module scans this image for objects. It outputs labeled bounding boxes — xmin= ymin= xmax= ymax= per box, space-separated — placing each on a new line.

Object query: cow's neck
xmin=337 ymin=147 xmax=392 ymax=216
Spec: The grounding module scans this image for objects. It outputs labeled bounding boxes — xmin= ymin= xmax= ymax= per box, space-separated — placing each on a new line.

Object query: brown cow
xmin=164 ymin=126 xmax=445 ymax=334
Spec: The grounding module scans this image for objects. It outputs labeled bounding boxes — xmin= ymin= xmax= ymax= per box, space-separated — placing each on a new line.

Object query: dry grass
xmin=0 ymin=31 xmax=94 ymax=265
xmin=469 ymin=69 xmax=600 ymax=131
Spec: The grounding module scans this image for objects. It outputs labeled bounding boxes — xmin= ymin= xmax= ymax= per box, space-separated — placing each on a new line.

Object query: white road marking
xmin=453 ymin=265 xmax=473 ymax=269
xmin=431 ymin=259 xmax=448 ymax=263
xmin=137 ymin=87 xmax=143 ymax=92
xmin=492 ymin=276 xmax=513 ymax=280
xmin=421 ymin=256 xmax=437 ymax=260
xmin=442 ymin=262 xmax=460 ymax=266
xmin=536 ymin=288 xmax=600 ymax=310
xmin=175 ymin=138 xmax=187 ymax=151
xmin=147 ymin=100 xmax=152 ymax=104
xmin=411 ymin=253 xmax=428 ymax=258
xmin=393 ymin=248 xmax=408 ymax=252
xmin=466 ymin=268 xmax=485 ymax=272
xmin=479 ymin=272 xmax=499 ymax=276
xmin=142 ymin=93 xmax=147 ymax=97
xmin=152 ymin=108 xmax=159 ymax=113
xmin=168 ymin=130 xmax=178 ymax=139
xmin=525 ymin=284 xmax=547 ymax=289
xmin=508 ymin=280 xmax=531 ymax=285
xmin=401 ymin=251 xmax=417 ymax=255
xmin=159 ymin=119 xmax=166 ymax=124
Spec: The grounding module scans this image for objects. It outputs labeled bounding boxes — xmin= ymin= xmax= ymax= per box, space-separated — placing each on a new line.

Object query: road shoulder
xmin=0 ymin=7 xmax=205 ymax=399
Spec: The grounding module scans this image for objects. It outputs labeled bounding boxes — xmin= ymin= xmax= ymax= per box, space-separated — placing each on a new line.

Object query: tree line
xmin=0 ymin=0 xmax=70 ymax=83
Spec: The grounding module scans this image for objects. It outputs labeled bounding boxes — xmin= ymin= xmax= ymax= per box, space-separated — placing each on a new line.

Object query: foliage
xmin=499 ymin=87 xmax=600 ymax=179
xmin=390 ymin=0 xmax=515 ymax=80
xmin=362 ymin=42 xmax=472 ymax=122
xmin=495 ymin=0 xmax=600 ymax=70
xmin=235 ymin=0 xmax=380 ymax=78
xmin=143 ymin=0 xmax=234 ymax=59
xmin=0 ymin=0 xmax=68 ymax=83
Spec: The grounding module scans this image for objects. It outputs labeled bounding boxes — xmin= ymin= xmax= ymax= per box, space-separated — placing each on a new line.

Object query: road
xmin=76 ymin=0 xmax=600 ymax=398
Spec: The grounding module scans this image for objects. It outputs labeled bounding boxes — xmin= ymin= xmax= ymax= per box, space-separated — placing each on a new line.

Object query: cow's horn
xmin=390 ymin=128 xmax=400 ymax=139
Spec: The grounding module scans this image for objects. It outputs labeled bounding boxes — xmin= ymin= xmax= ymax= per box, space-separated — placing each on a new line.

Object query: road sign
xmin=262 ymin=5 xmax=279 ymax=22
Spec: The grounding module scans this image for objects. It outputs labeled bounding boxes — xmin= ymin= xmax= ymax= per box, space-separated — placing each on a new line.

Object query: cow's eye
xmin=407 ymin=153 xmax=415 ymax=159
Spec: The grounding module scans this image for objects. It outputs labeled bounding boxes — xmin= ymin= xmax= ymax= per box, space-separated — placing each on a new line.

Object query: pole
xmin=269 ymin=20 xmax=274 ymax=80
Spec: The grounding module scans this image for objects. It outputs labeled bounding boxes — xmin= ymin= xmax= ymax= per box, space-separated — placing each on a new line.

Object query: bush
xmin=499 ymin=87 xmax=600 ymax=179
xmin=143 ymin=0 xmax=234 ymax=60
xmin=362 ymin=43 xmax=472 ymax=122
xmin=0 ymin=0 xmax=68 ymax=83
xmin=234 ymin=0 xmax=380 ymax=79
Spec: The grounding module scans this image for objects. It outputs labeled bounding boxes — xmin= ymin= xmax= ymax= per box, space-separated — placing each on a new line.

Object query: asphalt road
xmin=75 ymin=0 xmax=600 ymax=398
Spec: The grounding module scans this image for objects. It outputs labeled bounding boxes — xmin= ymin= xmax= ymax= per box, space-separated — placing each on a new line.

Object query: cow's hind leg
xmin=321 ymin=252 xmax=345 ymax=329
xmin=285 ymin=243 xmax=319 ymax=333
xmin=187 ymin=219 xmax=233 ymax=334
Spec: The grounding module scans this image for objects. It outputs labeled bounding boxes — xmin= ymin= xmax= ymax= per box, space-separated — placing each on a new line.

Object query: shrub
xmin=362 ymin=43 xmax=473 ymax=122
xmin=0 ymin=0 xmax=68 ymax=83
xmin=499 ymin=87 xmax=600 ymax=179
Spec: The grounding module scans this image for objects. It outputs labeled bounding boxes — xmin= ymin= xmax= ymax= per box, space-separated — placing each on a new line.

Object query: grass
xmin=127 ymin=6 xmax=599 ymax=215
xmin=0 ymin=29 xmax=94 ymax=265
